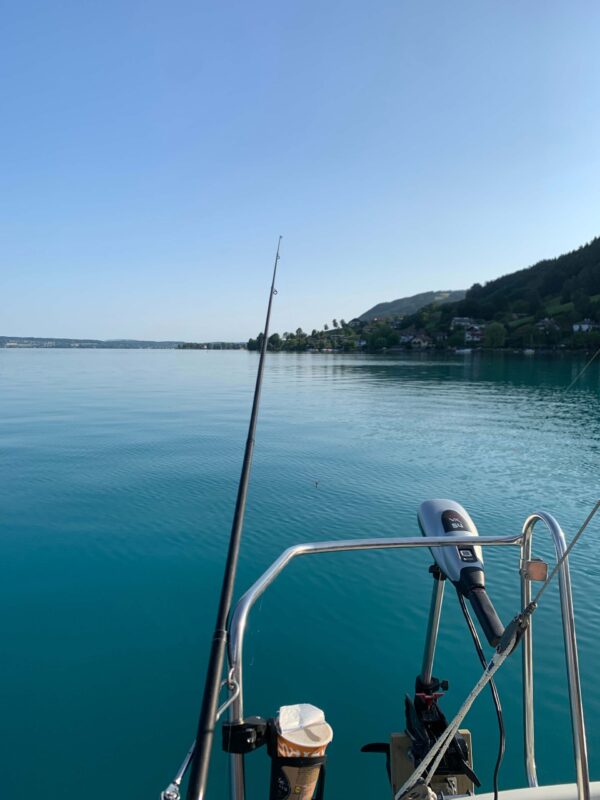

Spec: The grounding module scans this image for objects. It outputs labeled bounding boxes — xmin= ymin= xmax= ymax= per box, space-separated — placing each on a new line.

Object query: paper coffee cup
xmin=273 ymin=704 xmax=333 ymax=800
xmin=277 ymin=734 xmax=329 ymax=758
xmin=276 ymin=703 xmax=333 ymax=757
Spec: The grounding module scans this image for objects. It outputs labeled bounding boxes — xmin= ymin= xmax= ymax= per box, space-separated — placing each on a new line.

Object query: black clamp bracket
xmin=429 ymin=563 xmax=446 ymax=581
xmin=222 ymin=716 xmax=268 ymax=754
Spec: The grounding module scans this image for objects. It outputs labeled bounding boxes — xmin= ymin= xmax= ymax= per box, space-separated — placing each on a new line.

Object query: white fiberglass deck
xmin=476 ymin=783 xmax=600 ymax=800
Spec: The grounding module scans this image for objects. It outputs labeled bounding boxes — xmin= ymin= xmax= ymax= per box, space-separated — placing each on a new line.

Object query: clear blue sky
xmin=2 ymin=0 xmax=599 ymax=341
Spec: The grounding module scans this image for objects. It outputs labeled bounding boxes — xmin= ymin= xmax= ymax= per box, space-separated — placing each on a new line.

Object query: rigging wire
xmin=457 ymin=591 xmax=504 ymax=800
xmin=531 ymin=500 xmax=600 ymax=609
xmin=564 ymin=345 xmax=600 ymax=393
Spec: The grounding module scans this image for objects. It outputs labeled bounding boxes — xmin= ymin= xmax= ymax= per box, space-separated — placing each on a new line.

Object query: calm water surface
xmin=1 ymin=349 xmax=599 ymax=799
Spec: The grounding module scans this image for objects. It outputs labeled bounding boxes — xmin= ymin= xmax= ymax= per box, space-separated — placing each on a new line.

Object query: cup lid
xmin=277 ymin=703 xmax=333 ymax=747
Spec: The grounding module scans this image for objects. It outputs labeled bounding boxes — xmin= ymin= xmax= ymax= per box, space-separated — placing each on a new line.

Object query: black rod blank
xmin=185 ymin=237 xmax=282 ymax=800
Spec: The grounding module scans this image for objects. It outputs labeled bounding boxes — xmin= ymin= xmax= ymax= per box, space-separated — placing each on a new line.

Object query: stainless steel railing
xmin=520 ymin=513 xmax=590 ymax=800
xmin=224 ymin=518 xmax=590 ymax=800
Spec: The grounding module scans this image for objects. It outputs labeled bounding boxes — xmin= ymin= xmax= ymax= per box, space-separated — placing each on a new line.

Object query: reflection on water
xmin=0 ymin=349 xmax=598 ymax=799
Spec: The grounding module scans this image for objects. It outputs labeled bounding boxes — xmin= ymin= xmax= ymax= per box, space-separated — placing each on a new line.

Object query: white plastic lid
xmin=277 ymin=703 xmax=333 ymax=747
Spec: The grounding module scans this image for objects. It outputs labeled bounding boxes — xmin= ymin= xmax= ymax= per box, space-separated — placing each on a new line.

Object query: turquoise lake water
xmin=1 ymin=349 xmax=599 ymax=799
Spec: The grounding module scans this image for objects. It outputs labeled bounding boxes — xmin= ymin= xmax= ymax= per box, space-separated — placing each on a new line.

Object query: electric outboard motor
xmin=418 ymin=499 xmax=504 ymax=646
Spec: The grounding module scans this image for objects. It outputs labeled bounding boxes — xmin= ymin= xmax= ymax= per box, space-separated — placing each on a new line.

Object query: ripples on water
xmin=0 ymin=349 xmax=599 ymax=799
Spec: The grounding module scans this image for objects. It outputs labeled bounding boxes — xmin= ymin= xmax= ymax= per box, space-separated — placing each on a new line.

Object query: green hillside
xmin=248 ymin=236 xmax=600 ymax=353
xmin=402 ymin=236 xmax=600 ymax=349
xmin=455 ymin=236 xmax=600 ymax=319
xmin=359 ymin=290 xmax=465 ymax=321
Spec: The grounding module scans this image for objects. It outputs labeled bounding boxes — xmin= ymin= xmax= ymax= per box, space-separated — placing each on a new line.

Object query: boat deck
xmin=476 ymin=783 xmax=600 ymax=799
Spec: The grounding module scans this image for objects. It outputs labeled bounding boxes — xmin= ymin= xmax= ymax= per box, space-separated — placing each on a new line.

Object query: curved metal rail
xmin=226 ymin=533 xmax=523 ymax=799
xmin=208 ymin=515 xmax=589 ymax=800
xmin=520 ymin=513 xmax=590 ymax=799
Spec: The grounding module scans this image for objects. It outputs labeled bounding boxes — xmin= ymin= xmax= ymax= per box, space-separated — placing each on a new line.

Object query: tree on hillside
xmin=509 ymin=324 xmax=534 ymax=349
xmin=366 ymin=323 xmax=399 ymax=351
xmin=247 ymin=332 xmax=265 ymax=351
xmin=332 ymin=319 xmax=339 ymax=328
xmin=512 ymin=299 xmax=529 ymax=315
xmin=448 ymin=330 xmax=465 ymax=347
xmin=561 ymin=283 xmax=573 ymax=304
xmin=573 ymin=290 xmax=592 ymax=318
xmin=323 ymin=323 xmax=329 ymax=331
xmin=268 ymin=333 xmax=282 ymax=351
xmin=526 ymin=290 xmax=543 ymax=315
xmin=468 ymin=282 xmax=484 ymax=298
xmin=572 ymin=330 xmax=600 ymax=350
xmin=484 ymin=322 xmax=506 ymax=348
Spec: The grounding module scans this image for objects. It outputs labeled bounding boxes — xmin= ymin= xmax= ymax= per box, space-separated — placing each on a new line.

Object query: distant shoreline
xmin=241 ymin=348 xmax=599 ymax=358
xmin=3 ymin=345 xmax=597 ymax=360
xmin=2 ymin=332 xmax=597 ymax=359
xmin=0 ymin=336 xmax=244 ymax=350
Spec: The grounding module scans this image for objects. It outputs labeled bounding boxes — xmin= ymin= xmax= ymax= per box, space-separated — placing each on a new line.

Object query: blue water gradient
xmin=1 ymin=349 xmax=599 ymax=799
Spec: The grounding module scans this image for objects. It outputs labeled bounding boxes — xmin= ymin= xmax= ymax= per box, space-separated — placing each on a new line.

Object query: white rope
xmin=426 ymin=650 xmax=508 ymax=781
xmin=394 ymin=644 xmax=513 ymax=800
xmin=400 ymin=786 xmax=437 ymax=800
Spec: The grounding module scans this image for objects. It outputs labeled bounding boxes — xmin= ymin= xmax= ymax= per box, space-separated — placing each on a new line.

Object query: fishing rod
xmin=185 ymin=236 xmax=282 ymax=800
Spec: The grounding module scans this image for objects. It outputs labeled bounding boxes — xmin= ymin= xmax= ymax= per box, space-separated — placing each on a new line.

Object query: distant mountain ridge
xmin=359 ymin=289 xmax=466 ymax=321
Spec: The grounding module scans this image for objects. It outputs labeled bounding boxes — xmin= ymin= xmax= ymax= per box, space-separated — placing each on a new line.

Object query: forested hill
xmin=391 ymin=234 xmax=600 ymax=349
xmin=247 ymin=235 xmax=600 ymax=353
xmin=453 ymin=236 xmax=600 ymax=319
xmin=359 ymin=289 xmax=465 ymax=321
